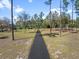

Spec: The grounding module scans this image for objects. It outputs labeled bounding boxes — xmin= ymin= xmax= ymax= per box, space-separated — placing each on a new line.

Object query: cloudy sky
xmin=0 ymin=0 xmax=76 ymax=20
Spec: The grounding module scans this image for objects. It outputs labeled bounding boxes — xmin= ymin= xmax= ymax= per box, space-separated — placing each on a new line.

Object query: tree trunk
xmin=50 ymin=3 xmax=52 ymax=35
xmin=11 ymin=0 xmax=14 ymax=40
xmin=60 ymin=0 xmax=62 ymax=37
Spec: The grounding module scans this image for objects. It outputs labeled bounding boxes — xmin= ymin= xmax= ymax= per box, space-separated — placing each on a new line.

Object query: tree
xmin=0 ymin=17 xmax=10 ymax=32
xmin=60 ymin=12 xmax=69 ymax=28
xmin=39 ymin=12 xmax=44 ymax=19
xmin=31 ymin=17 xmax=36 ymax=28
xmin=75 ymin=0 xmax=79 ymax=31
xmin=62 ymin=0 xmax=69 ymax=29
xmin=71 ymin=0 xmax=75 ymax=29
xmin=22 ymin=12 xmax=30 ymax=29
xmin=63 ymin=0 xmax=69 ymax=12
xmin=21 ymin=12 xmax=30 ymax=21
xmin=39 ymin=12 xmax=44 ymax=28
xmin=45 ymin=0 xmax=52 ymax=35
xmin=16 ymin=12 xmax=30 ymax=29
xmin=16 ymin=15 xmax=24 ymax=29
xmin=11 ymin=0 xmax=14 ymax=40
xmin=32 ymin=14 xmax=39 ymax=29
xmin=59 ymin=0 xmax=62 ymax=37
xmin=52 ymin=11 xmax=59 ymax=28
xmin=76 ymin=17 xmax=79 ymax=28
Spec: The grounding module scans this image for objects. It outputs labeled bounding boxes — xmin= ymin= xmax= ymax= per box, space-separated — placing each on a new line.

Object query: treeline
xmin=0 ymin=0 xmax=79 ymax=32
xmin=0 ymin=11 xmax=79 ymax=31
xmin=15 ymin=0 xmax=79 ymax=30
xmin=15 ymin=11 xmax=79 ymax=29
xmin=0 ymin=17 xmax=11 ymax=32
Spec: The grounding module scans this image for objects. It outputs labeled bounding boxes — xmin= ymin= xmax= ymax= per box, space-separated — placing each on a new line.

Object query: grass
xmin=0 ymin=32 xmax=10 ymax=37
xmin=0 ymin=40 xmax=32 ymax=59
xmin=40 ymin=29 xmax=79 ymax=59
xmin=0 ymin=29 xmax=36 ymax=40
xmin=0 ymin=29 xmax=79 ymax=59
xmin=0 ymin=29 xmax=36 ymax=59
xmin=14 ymin=29 xmax=36 ymax=40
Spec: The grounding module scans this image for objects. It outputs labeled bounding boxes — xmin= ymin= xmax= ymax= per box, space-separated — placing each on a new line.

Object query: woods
xmin=0 ymin=0 xmax=79 ymax=32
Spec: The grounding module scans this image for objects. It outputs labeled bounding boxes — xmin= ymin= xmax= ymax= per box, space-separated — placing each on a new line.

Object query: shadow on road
xmin=28 ymin=30 xmax=50 ymax=59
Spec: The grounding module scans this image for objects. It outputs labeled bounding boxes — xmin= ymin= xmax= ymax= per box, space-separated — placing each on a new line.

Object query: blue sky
xmin=0 ymin=0 xmax=76 ymax=21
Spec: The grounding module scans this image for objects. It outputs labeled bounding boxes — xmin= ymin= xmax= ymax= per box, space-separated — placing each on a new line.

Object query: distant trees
xmin=76 ymin=17 xmax=79 ymax=28
xmin=75 ymin=0 xmax=79 ymax=30
xmin=1 ymin=0 xmax=79 ymax=33
xmin=33 ymin=13 xmax=39 ymax=29
xmin=52 ymin=11 xmax=59 ymax=28
xmin=45 ymin=0 xmax=52 ymax=34
xmin=61 ymin=12 xmax=69 ymax=28
xmin=75 ymin=0 xmax=79 ymax=15
xmin=16 ymin=12 xmax=44 ymax=30
xmin=30 ymin=17 xmax=36 ymax=28
xmin=14 ymin=10 xmax=73 ymax=30
xmin=16 ymin=12 xmax=30 ymax=29
xmin=0 ymin=11 xmax=72 ymax=32
xmin=62 ymin=0 xmax=69 ymax=29
xmin=63 ymin=0 xmax=69 ymax=12
xmin=16 ymin=15 xmax=23 ymax=29
xmin=71 ymin=0 xmax=75 ymax=28
xmin=38 ymin=12 xmax=44 ymax=28
xmin=0 ymin=12 xmax=78 ymax=33
xmin=0 ymin=17 xmax=10 ymax=32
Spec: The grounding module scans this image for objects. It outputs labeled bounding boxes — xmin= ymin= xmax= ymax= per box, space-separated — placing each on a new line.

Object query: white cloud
xmin=0 ymin=0 xmax=11 ymax=9
xmin=15 ymin=6 xmax=25 ymax=13
xmin=0 ymin=0 xmax=25 ymax=13
xmin=28 ymin=0 xmax=32 ymax=3
xmin=67 ymin=10 xmax=72 ymax=13
xmin=0 ymin=3 xmax=4 ymax=8
xmin=42 ymin=8 xmax=60 ymax=19
xmin=51 ymin=8 xmax=76 ymax=19
xmin=13 ymin=16 xmax=17 ymax=20
xmin=51 ymin=8 xmax=75 ymax=15
xmin=43 ymin=8 xmax=76 ymax=19
xmin=42 ymin=16 xmax=46 ymax=19
xmin=51 ymin=8 xmax=60 ymax=15
xmin=13 ymin=16 xmax=19 ymax=22
xmin=67 ymin=9 xmax=76 ymax=19
xmin=67 ymin=9 xmax=76 ymax=14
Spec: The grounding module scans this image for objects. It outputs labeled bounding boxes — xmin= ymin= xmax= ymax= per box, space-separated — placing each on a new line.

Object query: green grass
xmin=14 ymin=29 xmax=36 ymax=40
xmin=0 ymin=29 xmax=36 ymax=40
xmin=0 ymin=32 xmax=10 ymax=37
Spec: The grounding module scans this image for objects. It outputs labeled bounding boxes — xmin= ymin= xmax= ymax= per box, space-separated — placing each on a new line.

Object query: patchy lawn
xmin=41 ymin=29 xmax=79 ymax=59
xmin=14 ymin=29 xmax=36 ymax=40
xmin=0 ymin=29 xmax=36 ymax=59
xmin=0 ymin=29 xmax=79 ymax=59
xmin=0 ymin=29 xmax=36 ymax=40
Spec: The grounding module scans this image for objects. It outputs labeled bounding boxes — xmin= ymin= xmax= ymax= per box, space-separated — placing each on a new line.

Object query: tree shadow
xmin=14 ymin=37 xmax=33 ymax=41
xmin=29 ymin=31 xmax=36 ymax=33
xmin=28 ymin=30 xmax=50 ymax=59
xmin=42 ymin=33 xmax=59 ymax=37
xmin=0 ymin=36 xmax=9 ymax=39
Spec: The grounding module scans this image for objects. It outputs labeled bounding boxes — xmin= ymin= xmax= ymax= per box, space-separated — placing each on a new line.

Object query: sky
xmin=0 ymin=0 xmax=76 ymax=21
